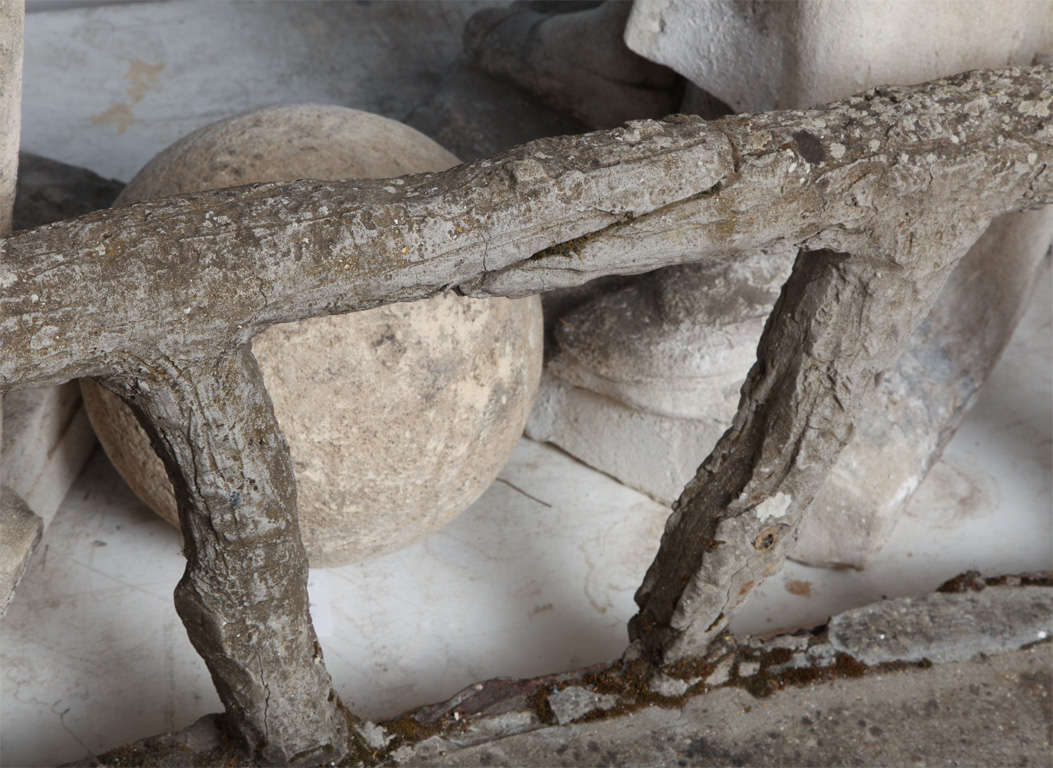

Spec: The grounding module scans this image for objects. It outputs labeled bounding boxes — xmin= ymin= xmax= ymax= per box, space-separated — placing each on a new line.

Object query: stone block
xmin=0 ymin=486 xmax=42 ymax=618
xmin=625 ymin=0 xmax=1053 ymax=113
xmin=526 ymin=372 xmax=720 ymax=504
xmin=1 ymin=383 xmax=96 ymax=528
xmin=547 ymin=686 xmax=620 ymax=725
xmin=828 ymin=585 xmax=1053 ymax=666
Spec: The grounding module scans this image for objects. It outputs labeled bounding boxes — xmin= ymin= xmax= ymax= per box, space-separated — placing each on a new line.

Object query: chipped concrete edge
xmin=69 ymin=570 xmax=1052 ymax=767
xmin=0 ymin=485 xmax=43 ymax=618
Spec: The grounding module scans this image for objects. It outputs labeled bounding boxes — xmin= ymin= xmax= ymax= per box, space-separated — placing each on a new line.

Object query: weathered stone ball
xmin=80 ymin=104 xmax=543 ymax=566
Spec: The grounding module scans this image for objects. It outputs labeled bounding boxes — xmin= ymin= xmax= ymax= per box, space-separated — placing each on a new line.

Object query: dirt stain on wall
xmin=91 ymin=59 xmax=166 ymax=134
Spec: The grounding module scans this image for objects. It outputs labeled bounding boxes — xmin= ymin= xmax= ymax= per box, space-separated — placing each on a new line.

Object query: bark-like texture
xmin=1 ymin=67 xmax=1048 ymax=391
xmin=627 ymin=68 xmax=1050 ymax=661
xmin=0 ymin=66 xmax=1049 ymax=761
xmin=629 ymin=232 xmax=984 ymax=660
xmin=102 ymin=346 xmax=350 ymax=765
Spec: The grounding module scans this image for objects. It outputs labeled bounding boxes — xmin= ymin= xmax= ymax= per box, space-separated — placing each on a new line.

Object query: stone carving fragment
xmin=625 ymin=0 xmax=1053 ymax=113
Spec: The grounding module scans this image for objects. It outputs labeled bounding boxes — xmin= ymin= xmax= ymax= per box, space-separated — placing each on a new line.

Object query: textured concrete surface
xmin=0 ymin=486 xmax=41 ymax=618
xmin=828 ymin=584 xmax=1053 ymax=666
xmin=65 ymin=576 xmax=1053 ymax=767
xmin=400 ymin=648 xmax=1051 ymax=767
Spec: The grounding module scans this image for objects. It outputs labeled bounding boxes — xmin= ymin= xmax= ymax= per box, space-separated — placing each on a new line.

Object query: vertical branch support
xmin=103 ymin=346 xmax=350 ymax=765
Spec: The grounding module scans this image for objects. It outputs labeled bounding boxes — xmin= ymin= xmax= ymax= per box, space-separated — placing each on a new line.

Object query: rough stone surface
xmin=648 ymin=672 xmax=690 ymax=697
xmin=704 ymin=655 xmax=734 ymax=686
xmin=829 ymin=586 xmax=1053 ymax=666
xmin=0 ymin=485 xmax=41 ymax=618
xmin=71 ymin=576 xmax=1053 ymax=767
xmin=1 ymin=383 xmax=96 ymax=526
xmin=4 ymin=71 xmax=1045 ymax=389
xmin=403 ymin=649 xmax=1051 ymax=767
xmin=358 ymin=721 xmax=394 ymax=751
xmin=106 ymin=345 xmax=353 ymax=765
xmin=547 ymin=686 xmax=620 ymax=725
xmin=80 ymin=104 xmax=544 ymax=566
xmin=3 ymin=69 xmax=1048 ymax=756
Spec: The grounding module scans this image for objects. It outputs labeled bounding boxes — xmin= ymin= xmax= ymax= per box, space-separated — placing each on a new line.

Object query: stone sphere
xmin=81 ymin=104 xmax=543 ymax=566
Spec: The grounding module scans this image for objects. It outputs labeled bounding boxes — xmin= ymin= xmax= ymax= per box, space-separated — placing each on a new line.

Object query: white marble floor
xmin=1 ymin=266 xmax=1050 ymax=766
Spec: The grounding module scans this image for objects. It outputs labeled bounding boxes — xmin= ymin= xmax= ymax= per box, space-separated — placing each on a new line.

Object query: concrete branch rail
xmin=2 ymin=64 xmax=1050 ymax=763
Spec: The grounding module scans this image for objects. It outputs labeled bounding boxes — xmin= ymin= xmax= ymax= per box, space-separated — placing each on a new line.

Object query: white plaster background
xmin=20 ymin=0 xmax=501 ymax=182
